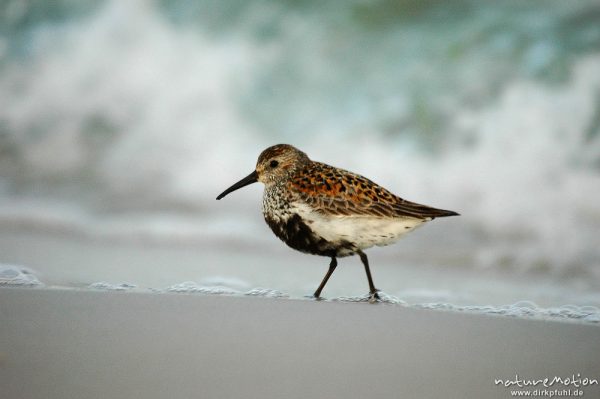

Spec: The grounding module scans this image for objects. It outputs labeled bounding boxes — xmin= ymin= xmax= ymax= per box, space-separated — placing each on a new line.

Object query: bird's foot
xmin=307 ymin=293 xmax=325 ymax=301
xmin=368 ymin=290 xmax=381 ymax=304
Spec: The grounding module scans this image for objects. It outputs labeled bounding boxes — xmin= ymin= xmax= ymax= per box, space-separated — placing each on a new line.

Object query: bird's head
xmin=216 ymin=144 xmax=309 ymax=200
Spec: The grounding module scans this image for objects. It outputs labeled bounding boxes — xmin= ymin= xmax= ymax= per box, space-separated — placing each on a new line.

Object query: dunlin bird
xmin=217 ymin=144 xmax=458 ymax=301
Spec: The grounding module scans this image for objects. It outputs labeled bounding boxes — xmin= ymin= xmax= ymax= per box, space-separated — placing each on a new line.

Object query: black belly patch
xmin=265 ymin=214 xmax=354 ymax=257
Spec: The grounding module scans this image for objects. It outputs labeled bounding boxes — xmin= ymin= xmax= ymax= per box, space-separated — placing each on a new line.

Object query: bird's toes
xmin=368 ymin=290 xmax=381 ymax=304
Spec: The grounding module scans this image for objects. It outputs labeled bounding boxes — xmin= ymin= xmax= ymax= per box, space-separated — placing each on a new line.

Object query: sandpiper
xmin=217 ymin=144 xmax=458 ymax=301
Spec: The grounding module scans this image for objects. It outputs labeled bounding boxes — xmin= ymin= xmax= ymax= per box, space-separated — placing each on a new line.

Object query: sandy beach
xmin=1 ymin=288 xmax=599 ymax=399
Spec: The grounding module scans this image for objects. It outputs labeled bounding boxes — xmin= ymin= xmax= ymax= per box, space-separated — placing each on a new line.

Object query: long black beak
xmin=216 ymin=170 xmax=259 ymax=200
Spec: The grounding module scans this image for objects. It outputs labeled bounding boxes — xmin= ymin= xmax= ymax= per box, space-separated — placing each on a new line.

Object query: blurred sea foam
xmin=1 ymin=0 xmax=599 ymax=282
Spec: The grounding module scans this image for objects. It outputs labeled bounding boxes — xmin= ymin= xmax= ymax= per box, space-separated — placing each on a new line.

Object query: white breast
xmin=292 ymin=202 xmax=429 ymax=251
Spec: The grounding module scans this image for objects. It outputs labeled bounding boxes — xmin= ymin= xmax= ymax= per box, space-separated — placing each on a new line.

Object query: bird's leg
xmin=313 ymin=257 xmax=337 ymax=299
xmin=358 ymin=250 xmax=380 ymax=302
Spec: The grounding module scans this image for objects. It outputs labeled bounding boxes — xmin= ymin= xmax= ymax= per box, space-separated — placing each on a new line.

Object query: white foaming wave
xmin=164 ymin=281 xmax=289 ymax=297
xmin=0 ymin=264 xmax=43 ymax=287
xmin=438 ymin=56 xmax=600 ymax=275
xmin=414 ymin=301 xmax=600 ymax=324
xmin=166 ymin=281 xmax=241 ymax=295
xmin=88 ymin=282 xmax=136 ymax=291
xmin=0 ymin=0 xmax=261 ymax=206
xmin=244 ymin=288 xmax=289 ymax=298
xmin=322 ymin=295 xmax=600 ymax=324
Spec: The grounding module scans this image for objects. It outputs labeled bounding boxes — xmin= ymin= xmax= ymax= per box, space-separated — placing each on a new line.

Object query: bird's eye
xmin=270 ymin=160 xmax=279 ymax=168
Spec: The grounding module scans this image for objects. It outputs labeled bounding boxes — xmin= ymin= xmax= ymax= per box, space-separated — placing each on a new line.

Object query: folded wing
xmin=288 ymin=162 xmax=458 ymax=219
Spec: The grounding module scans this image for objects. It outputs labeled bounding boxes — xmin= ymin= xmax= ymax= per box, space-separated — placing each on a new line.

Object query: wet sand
xmin=1 ymin=288 xmax=599 ymax=399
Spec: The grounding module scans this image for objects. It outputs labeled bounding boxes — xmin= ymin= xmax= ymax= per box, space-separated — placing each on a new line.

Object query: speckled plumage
xmin=217 ymin=144 xmax=459 ymax=301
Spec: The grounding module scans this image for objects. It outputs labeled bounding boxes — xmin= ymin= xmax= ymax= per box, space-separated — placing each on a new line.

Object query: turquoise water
xmin=0 ymin=1 xmax=599 ymax=294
